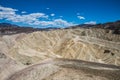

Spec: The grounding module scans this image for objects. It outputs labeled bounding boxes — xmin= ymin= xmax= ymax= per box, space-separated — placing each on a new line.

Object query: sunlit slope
xmin=7 ymin=58 xmax=120 ymax=80
xmin=0 ymin=48 xmax=25 ymax=80
xmin=8 ymin=28 xmax=120 ymax=65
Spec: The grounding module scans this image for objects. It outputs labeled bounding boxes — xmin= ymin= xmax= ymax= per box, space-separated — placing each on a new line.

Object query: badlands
xmin=0 ymin=21 xmax=120 ymax=80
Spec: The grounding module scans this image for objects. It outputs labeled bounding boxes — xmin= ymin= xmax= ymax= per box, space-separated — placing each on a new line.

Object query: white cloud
xmin=0 ymin=6 xmax=17 ymax=19
xmin=77 ymin=16 xmax=85 ymax=20
xmin=0 ymin=6 xmax=18 ymax=12
xmin=8 ymin=13 xmax=48 ymax=24
xmin=21 ymin=11 xmax=27 ymax=14
xmin=84 ymin=21 xmax=96 ymax=25
xmin=0 ymin=6 xmax=48 ymax=23
xmin=53 ymin=19 xmax=74 ymax=27
xmin=0 ymin=6 xmax=76 ymax=28
xmin=50 ymin=13 xmax=55 ymax=16
xmin=31 ymin=19 xmax=75 ymax=28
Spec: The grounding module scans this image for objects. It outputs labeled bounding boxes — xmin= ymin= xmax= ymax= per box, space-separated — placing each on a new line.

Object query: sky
xmin=0 ymin=0 xmax=120 ymax=28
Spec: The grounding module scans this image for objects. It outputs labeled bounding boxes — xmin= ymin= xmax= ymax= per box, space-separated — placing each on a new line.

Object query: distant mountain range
xmin=68 ymin=20 xmax=120 ymax=34
xmin=0 ymin=20 xmax=120 ymax=35
xmin=0 ymin=23 xmax=42 ymax=35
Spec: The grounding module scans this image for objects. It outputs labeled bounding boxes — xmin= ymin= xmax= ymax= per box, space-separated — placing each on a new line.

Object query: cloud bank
xmin=50 ymin=13 xmax=55 ymax=16
xmin=84 ymin=21 xmax=96 ymax=25
xmin=77 ymin=16 xmax=85 ymax=20
xmin=0 ymin=6 xmax=75 ymax=28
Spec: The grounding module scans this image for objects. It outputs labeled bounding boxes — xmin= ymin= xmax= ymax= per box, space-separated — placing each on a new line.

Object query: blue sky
xmin=0 ymin=0 xmax=120 ymax=28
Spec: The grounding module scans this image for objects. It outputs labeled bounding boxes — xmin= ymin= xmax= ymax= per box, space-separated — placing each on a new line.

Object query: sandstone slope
xmin=0 ymin=21 xmax=120 ymax=80
xmin=6 ymin=58 xmax=120 ymax=80
xmin=7 ymin=28 xmax=120 ymax=65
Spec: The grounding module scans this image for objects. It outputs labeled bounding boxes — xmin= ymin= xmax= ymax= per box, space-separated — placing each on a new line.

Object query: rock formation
xmin=0 ymin=21 xmax=120 ymax=80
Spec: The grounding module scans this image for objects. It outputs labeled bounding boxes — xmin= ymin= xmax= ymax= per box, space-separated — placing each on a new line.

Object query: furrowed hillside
xmin=0 ymin=21 xmax=120 ymax=80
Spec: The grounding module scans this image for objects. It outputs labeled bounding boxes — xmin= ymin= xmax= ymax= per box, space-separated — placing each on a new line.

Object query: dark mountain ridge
xmin=0 ymin=20 xmax=120 ymax=35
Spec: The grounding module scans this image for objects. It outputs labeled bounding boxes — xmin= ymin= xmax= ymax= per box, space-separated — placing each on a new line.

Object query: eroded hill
xmin=0 ymin=21 xmax=120 ymax=80
xmin=6 ymin=28 xmax=120 ymax=65
xmin=6 ymin=58 xmax=120 ymax=80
